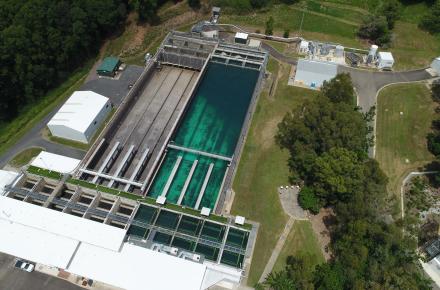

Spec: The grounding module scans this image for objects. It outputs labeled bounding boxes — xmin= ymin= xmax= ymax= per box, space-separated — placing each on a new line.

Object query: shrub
xmin=298 ymin=186 xmax=321 ymax=214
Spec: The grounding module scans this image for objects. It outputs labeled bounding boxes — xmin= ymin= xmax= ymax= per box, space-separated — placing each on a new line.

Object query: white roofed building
xmin=235 ymin=32 xmax=248 ymax=45
xmin=294 ymin=59 xmax=338 ymax=90
xmin=31 ymin=151 xmax=81 ymax=174
xmin=377 ymin=52 xmax=394 ymax=70
xmin=47 ymin=91 xmax=111 ymax=143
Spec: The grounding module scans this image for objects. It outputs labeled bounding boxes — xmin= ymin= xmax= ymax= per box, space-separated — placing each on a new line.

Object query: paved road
xmin=0 ymin=253 xmax=82 ymax=290
xmin=0 ymin=65 xmax=144 ymax=168
xmin=338 ymin=66 xmax=433 ymax=112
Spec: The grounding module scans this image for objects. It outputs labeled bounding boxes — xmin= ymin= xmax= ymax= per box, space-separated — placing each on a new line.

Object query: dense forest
xmin=261 ymin=74 xmax=432 ymax=289
xmin=0 ymin=0 xmax=128 ymax=121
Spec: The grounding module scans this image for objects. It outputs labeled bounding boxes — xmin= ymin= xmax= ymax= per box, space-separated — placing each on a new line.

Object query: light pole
xmin=299 ymin=2 xmax=307 ymax=36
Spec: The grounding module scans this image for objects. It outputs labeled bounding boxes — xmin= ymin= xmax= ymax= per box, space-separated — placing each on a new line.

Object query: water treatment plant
xmin=0 ymin=30 xmax=268 ymax=290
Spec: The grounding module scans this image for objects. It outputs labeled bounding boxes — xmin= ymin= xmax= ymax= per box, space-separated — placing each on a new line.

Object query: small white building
xmin=377 ymin=52 xmax=394 ymax=70
xmin=48 ymin=91 xmax=111 ymax=144
xmin=234 ymin=32 xmax=248 ymax=45
xmin=31 ymin=151 xmax=81 ymax=174
xmin=431 ymin=57 xmax=440 ymax=75
xmin=294 ymin=59 xmax=338 ymax=90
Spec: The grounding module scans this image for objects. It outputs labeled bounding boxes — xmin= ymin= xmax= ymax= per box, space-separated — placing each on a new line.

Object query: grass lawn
xmin=222 ymin=4 xmax=361 ymax=47
xmin=0 ymin=61 xmax=92 ymax=158
xmin=376 ymin=83 xmax=435 ymax=198
xmin=231 ymin=58 xmax=319 ymax=285
xmin=272 ymin=220 xmax=324 ymax=273
xmin=9 ymin=147 xmax=43 ymax=168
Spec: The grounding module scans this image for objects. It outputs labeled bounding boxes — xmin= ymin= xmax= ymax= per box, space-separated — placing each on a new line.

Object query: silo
xmin=335 ymin=45 xmax=344 ymax=57
xmin=367 ymin=44 xmax=378 ymax=63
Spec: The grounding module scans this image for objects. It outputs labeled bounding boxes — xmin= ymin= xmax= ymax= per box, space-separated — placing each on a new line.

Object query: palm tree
xmin=264 ymin=270 xmax=295 ymax=290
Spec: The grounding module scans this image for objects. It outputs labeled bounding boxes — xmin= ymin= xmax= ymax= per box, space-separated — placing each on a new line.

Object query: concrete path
xmin=258 ymin=217 xmax=295 ymax=283
xmin=278 ymin=186 xmax=307 ymax=219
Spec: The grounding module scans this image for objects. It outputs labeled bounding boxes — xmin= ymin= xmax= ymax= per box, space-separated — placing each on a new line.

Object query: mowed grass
xmin=272 ymin=220 xmax=324 ymax=273
xmin=9 ymin=147 xmax=43 ymax=167
xmin=231 ymin=58 xmax=319 ymax=285
xmin=222 ymin=4 xmax=361 ymax=47
xmin=376 ymin=83 xmax=435 ymax=197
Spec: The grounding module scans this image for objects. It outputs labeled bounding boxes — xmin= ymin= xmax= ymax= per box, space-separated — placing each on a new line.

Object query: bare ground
xmin=309 ymin=208 xmax=334 ymax=261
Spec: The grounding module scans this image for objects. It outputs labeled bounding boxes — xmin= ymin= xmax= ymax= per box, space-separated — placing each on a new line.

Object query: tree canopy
xmin=0 ymin=0 xmax=127 ymax=121
xmin=419 ymin=0 xmax=440 ymax=34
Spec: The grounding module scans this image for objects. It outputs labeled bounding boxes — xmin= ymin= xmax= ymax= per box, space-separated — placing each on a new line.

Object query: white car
xmin=14 ymin=259 xmax=35 ymax=272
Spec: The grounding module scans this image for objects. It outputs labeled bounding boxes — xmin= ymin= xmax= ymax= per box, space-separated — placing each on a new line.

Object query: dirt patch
xmin=260 ymin=117 xmax=281 ymax=150
xmin=309 ymin=208 xmax=334 ymax=261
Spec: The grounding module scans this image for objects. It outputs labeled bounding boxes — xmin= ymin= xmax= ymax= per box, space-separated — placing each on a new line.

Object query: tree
xmin=313 ymin=263 xmax=344 ymax=290
xmin=134 ymin=0 xmax=158 ymax=23
xmin=321 ymin=73 xmax=355 ymax=105
xmin=311 ymin=148 xmax=365 ymax=204
xmin=265 ymin=16 xmax=274 ymax=35
xmin=427 ymin=132 xmax=440 ymax=156
xmin=357 ymin=15 xmax=391 ymax=46
xmin=264 ymin=271 xmax=295 ymax=290
xmin=250 ymin=0 xmax=269 ymax=9
xmin=419 ymin=1 xmax=440 ymax=34
xmin=381 ymin=0 xmax=401 ymax=29
xmin=276 ymin=95 xmax=370 ymax=180
xmin=432 ymin=80 xmax=440 ymax=103
xmin=298 ymin=186 xmax=321 ymax=214
xmin=283 ymin=29 xmax=290 ymax=38
xmin=188 ymin=0 xmax=200 ymax=9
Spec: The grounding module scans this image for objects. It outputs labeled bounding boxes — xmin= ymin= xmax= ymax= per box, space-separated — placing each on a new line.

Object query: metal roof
xmin=97 ymin=56 xmax=120 ymax=73
xmin=31 ymin=151 xmax=81 ymax=174
xmin=294 ymin=59 xmax=338 ymax=88
xmin=378 ymin=51 xmax=394 ymax=61
xmin=0 ymin=195 xmax=126 ymax=251
xmin=235 ymin=32 xmax=248 ymax=40
xmin=48 ymin=91 xmax=109 ymax=133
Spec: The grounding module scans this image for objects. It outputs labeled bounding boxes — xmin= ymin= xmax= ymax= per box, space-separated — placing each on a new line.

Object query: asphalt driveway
xmin=0 ymin=253 xmax=82 ymax=290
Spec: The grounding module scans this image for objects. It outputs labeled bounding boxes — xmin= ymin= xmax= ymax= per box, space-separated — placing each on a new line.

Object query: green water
xmin=173 ymin=62 xmax=259 ymax=156
xmin=148 ymin=63 xmax=259 ymax=209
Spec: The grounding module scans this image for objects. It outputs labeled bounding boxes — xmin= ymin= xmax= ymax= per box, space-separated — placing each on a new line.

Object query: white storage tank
xmin=367 ymin=44 xmax=378 ymax=63
xmin=369 ymin=45 xmax=378 ymax=58
xmin=335 ymin=45 xmax=344 ymax=57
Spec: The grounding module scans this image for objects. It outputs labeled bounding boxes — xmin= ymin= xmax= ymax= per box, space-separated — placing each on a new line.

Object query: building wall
xmin=48 ymin=124 xmax=88 ymax=143
xmin=48 ymin=100 xmax=111 ymax=144
xmin=432 ymin=59 xmax=440 ymax=75
xmin=83 ymin=100 xmax=112 ymax=143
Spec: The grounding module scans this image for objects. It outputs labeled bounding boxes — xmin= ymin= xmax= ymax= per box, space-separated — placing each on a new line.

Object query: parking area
xmin=81 ymin=65 xmax=144 ymax=106
xmin=0 ymin=253 xmax=82 ymax=290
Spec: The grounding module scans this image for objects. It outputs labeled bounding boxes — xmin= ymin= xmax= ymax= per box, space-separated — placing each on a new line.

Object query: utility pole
xmin=299 ymin=2 xmax=306 ymax=36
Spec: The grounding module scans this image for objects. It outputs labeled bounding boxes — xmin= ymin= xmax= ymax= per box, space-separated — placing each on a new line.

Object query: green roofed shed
xmin=97 ymin=56 xmax=121 ymax=77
